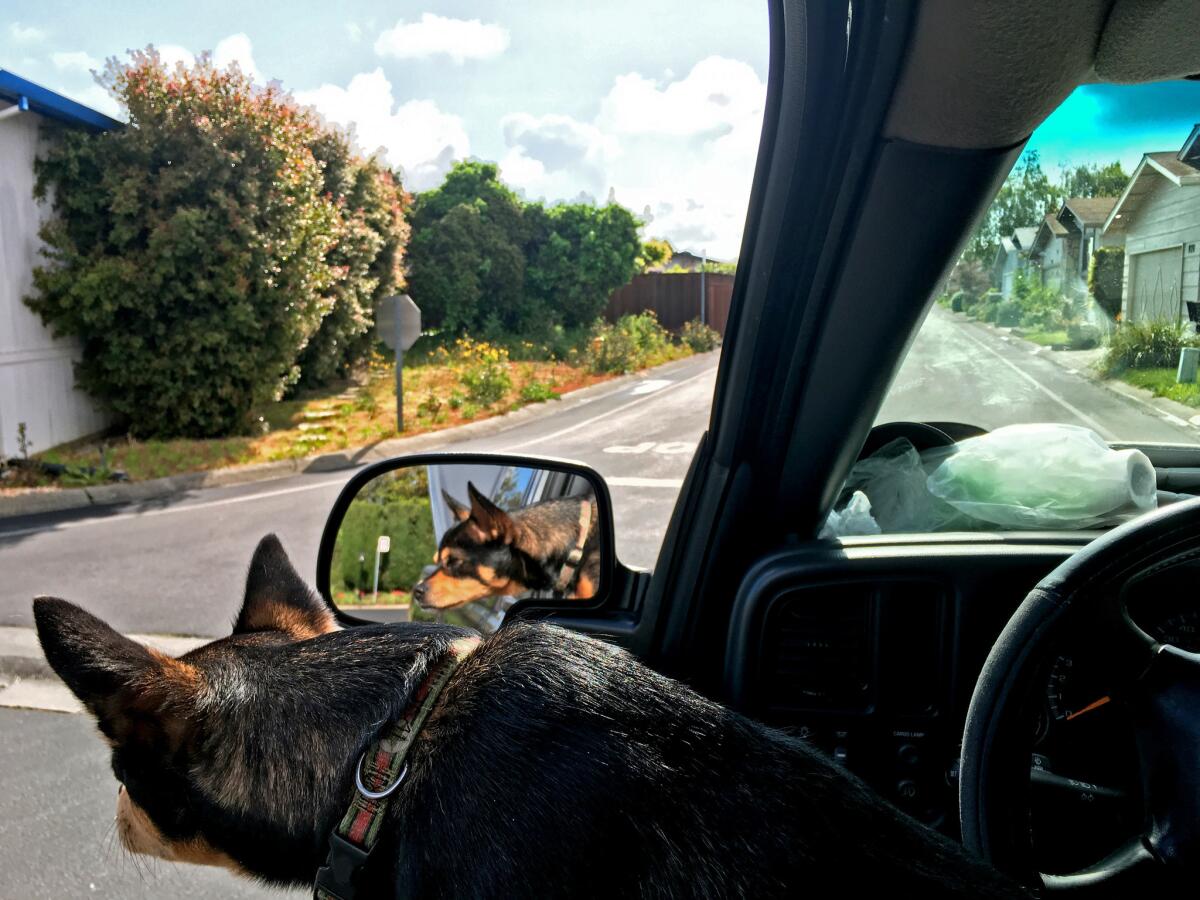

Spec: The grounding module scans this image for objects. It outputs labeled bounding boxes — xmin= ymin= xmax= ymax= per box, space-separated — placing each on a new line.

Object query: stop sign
xmin=376 ymin=294 xmax=421 ymax=351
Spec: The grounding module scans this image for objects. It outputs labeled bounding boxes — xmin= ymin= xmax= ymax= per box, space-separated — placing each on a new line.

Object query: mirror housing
xmin=316 ymin=453 xmax=619 ymax=630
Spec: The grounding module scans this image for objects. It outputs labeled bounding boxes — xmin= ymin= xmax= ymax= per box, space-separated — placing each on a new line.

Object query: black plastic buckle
xmin=314 ymin=832 xmax=371 ymax=900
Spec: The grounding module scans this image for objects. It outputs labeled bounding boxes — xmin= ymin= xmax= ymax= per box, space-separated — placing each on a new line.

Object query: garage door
xmin=1129 ymin=246 xmax=1183 ymax=322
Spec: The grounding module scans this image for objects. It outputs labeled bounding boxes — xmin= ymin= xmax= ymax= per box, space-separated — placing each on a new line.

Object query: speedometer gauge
xmin=1143 ymin=606 xmax=1200 ymax=651
xmin=1044 ymin=654 xmax=1112 ymax=725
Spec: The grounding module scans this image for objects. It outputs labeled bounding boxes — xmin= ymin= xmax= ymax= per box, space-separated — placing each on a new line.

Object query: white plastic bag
xmin=820 ymin=490 xmax=882 ymax=538
xmin=925 ymin=424 xmax=1156 ymax=529
xmin=840 ymin=438 xmax=965 ymax=532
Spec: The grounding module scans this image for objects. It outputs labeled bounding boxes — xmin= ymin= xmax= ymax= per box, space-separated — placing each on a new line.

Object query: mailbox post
xmin=375 ymin=294 xmax=422 ymax=431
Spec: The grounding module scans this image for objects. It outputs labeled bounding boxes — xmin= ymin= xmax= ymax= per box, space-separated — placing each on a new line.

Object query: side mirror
xmin=316 ymin=453 xmax=615 ymax=632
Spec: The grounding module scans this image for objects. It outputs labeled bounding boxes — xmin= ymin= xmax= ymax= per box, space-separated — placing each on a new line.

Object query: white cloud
xmin=498 ymin=56 xmax=765 ymax=259
xmin=52 ymin=51 xmax=100 ymax=73
xmin=213 ymin=33 xmax=264 ymax=84
xmin=156 ymin=44 xmax=196 ymax=69
xmin=296 ymin=68 xmax=470 ymax=190
xmin=9 ymin=22 xmax=46 ymax=43
xmin=373 ymin=13 xmax=509 ymax=65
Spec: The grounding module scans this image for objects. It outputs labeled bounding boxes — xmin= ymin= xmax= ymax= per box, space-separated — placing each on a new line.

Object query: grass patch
xmin=1021 ymin=330 xmax=1069 ymax=347
xmin=1117 ymin=367 xmax=1200 ymax=408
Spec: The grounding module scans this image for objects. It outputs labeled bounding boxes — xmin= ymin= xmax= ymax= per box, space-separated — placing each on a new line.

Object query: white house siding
xmin=1120 ymin=178 xmax=1200 ymax=323
xmin=0 ymin=108 xmax=110 ymax=458
xmin=1040 ymin=238 xmax=1066 ymax=291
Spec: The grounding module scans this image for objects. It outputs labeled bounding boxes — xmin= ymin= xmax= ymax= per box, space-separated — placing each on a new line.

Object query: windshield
xmin=856 ymin=81 xmax=1200 ymax=537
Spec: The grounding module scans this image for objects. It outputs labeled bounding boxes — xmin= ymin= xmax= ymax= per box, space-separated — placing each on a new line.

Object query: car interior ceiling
xmin=509 ymin=0 xmax=1200 ymax=877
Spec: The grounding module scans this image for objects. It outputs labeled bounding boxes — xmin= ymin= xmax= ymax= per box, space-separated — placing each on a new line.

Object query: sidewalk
xmin=0 ymin=625 xmax=207 ymax=712
xmin=0 ymin=352 xmax=716 ymax=520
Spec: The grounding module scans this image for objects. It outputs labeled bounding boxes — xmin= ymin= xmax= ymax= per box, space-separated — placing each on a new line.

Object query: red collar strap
xmin=315 ymin=636 xmax=480 ymax=900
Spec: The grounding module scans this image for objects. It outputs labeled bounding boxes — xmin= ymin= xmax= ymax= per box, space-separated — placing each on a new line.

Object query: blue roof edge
xmin=0 ymin=69 xmax=121 ymax=131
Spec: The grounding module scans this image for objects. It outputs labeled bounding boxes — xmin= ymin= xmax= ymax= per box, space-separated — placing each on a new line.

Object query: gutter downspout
xmin=0 ymin=95 xmax=30 ymax=121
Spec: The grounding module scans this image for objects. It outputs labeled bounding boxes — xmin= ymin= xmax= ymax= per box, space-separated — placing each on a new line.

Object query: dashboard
xmin=722 ymin=537 xmax=1196 ymax=875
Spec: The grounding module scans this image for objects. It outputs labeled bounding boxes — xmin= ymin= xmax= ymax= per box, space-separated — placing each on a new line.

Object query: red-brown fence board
xmin=605 ymin=273 xmax=734 ymax=336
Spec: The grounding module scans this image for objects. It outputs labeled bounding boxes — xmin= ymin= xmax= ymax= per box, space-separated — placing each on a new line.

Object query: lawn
xmin=1117 ymin=367 xmax=1200 ymax=407
xmin=6 ymin=346 xmax=684 ymax=489
xmin=1019 ymin=329 xmax=1069 ymax=347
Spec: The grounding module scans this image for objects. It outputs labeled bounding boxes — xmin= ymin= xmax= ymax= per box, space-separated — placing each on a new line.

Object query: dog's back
xmin=376 ymin=622 xmax=1026 ymax=899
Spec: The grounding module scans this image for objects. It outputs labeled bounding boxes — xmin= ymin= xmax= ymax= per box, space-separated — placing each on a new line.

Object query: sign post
xmin=372 ymin=534 xmax=391 ymax=604
xmin=375 ymin=294 xmax=422 ymax=431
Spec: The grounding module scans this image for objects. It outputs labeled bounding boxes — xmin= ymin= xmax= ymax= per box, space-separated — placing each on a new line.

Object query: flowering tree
xmin=26 ymin=49 xmax=408 ymax=436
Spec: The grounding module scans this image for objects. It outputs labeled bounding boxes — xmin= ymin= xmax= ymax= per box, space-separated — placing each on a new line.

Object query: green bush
xmin=24 ymin=51 xmax=403 ymax=437
xmin=1103 ymin=320 xmax=1197 ymax=374
xmin=1088 ymin=247 xmax=1125 ymax=321
xmin=520 ymin=380 xmax=560 ymax=403
xmin=1067 ymin=322 xmax=1102 ymax=350
xmin=680 ymin=319 xmax=721 ymax=352
xmin=333 ymin=469 xmax=433 ymax=594
xmin=950 ymin=290 xmax=967 ymax=313
xmin=586 ymin=311 xmax=674 ymax=374
xmin=1010 ymin=269 xmax=1065 ymax=329
xmin=995 ymin=300 xmax=1022 ymax=327
xmin=453 ymin=338 xmax=513 ymax=406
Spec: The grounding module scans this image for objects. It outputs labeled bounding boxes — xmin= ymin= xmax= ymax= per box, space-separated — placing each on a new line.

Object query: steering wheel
xmin=960 ymin=495 xmax=1200 ymax=893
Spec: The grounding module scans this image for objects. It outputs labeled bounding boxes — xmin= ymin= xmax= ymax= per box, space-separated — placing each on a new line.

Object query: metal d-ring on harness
xmin=554 ymin=499 xmax=593 ymax=594
xmin=314 ymin=637 xmax=479 ymax=900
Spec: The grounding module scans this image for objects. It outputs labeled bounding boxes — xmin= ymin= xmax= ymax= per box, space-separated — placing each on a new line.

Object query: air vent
xmin=759 ymin=586 xmax=874 ymax=713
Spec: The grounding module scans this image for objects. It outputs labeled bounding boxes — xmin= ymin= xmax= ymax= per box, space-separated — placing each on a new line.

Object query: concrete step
xmin=0 ymin=677 xmax=82 ymax=713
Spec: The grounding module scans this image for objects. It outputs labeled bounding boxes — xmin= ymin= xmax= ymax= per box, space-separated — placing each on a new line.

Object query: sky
xmin=4 ymin=4 xmax=1200 ymax=259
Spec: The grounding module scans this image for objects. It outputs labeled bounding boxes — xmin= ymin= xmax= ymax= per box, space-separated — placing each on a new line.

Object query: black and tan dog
xmin=32 ymin=535 xmax=1029 ymax=899
xmin=411 ymin=481 xmax=600 ymax=610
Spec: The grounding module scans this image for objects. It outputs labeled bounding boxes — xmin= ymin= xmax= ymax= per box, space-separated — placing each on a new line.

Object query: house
xmin=0 ymin=70 xmax=120 ymax=458
xmin=991 ymin=226 xmax=1037 ymax=298
xmin=1027 ymin=212 xmax=1070 ymax=291
xmin=1103 ymin=125 xmax=1200 ymax=323
xmin=649 ymin=250 xmax=720 ymax=272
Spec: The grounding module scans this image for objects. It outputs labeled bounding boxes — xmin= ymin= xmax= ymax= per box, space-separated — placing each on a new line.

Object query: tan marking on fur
xmin=574 ymin=573 xmax=597 ymax=599
xmin=416 ymin=569 xmax=495 ymax=609
xmin=240 ymin=600 xmax=339 ymax=640
xmin=117 ymin=788 xmax=244 ymax=873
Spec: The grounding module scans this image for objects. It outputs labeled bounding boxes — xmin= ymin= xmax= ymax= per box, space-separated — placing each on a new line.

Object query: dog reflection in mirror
xmin=411 ymin=481 xmax=600 ymax=610
xmin=33 ymin=535 xmax=1028 ymax=899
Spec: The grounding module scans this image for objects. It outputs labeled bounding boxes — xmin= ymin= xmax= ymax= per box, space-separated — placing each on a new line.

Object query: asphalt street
xmin=5 ymin=309 xmax=1200 ymax=899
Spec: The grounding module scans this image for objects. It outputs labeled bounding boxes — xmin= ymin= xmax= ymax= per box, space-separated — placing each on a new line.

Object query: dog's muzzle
xmin=411 ymin=580 xmax=429 ymax=607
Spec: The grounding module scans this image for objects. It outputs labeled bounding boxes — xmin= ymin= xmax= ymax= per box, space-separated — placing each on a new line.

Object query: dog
xmin=411 ymin=481 xmax=600 ymax=610
xmin=33 ymin=535 xmax=1028 ymax=899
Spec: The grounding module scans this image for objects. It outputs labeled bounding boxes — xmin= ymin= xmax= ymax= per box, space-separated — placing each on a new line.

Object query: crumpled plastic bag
xmin=925 ymin=423 xmax=1156 ymax=529
xmin=819 ymin=490 xmax=881 ymax=538
xmin=837 ymin=437 xmax=966 ymax=533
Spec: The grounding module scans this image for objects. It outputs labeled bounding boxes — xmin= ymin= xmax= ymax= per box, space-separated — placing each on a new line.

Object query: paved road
xmin=0 ymin=351 xmax=719 ymax=637
xmin=880 ymin=306 xmax=1197 ymax=442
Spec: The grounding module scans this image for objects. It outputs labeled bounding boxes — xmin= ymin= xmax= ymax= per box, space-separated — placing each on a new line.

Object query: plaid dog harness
xmin=314 ymin=636 xmax=479 ymax=900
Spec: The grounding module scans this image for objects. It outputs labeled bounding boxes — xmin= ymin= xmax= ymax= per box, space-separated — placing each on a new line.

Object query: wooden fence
xmin=605 ymin=273 xmax=734 ymax=336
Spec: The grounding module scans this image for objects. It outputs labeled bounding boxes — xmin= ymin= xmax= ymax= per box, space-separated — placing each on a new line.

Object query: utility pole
xmin=700 ymin=248 xmax=708 ymax=326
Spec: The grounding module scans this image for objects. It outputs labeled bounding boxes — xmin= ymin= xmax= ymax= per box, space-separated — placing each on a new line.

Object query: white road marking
xmin=0 ymin=477 xmax=347 ymax=540
xmin=1161 ymin=412 xmax=1189 ymax=427
xmin=629 ymin=379 xmax=673 ymax=395
xmin=603 ymin=441 xmax=698 ymax=455
xmin=606 ymin=477 xmax=685 ymax=488
xmin=956 ymin=326 xmax=1115 ymax=439
xmin=509 ymin=367 xmax=714 ymax=449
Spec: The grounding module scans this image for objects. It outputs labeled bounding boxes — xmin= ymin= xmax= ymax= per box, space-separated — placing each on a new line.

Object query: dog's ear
xmin=33 ymin=596 xmax=198 ymax=746
xmin=442 ymin=489 xmax=470 ymax=522
xmin=466 ymin=482 xmax=516 ymax=543
xmin=234 ymin=534 xmax=338 ymax=640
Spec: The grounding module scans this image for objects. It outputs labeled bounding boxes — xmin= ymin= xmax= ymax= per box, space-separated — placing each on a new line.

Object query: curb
xmin=0 ymin=626 xmax=207 ymax=680
xmin=0 ymin=352 xmax=716 ymax=521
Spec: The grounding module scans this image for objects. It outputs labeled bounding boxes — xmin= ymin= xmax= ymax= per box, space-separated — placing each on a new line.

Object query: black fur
xmin=33 ymin=539 xmax=1029 ymax=899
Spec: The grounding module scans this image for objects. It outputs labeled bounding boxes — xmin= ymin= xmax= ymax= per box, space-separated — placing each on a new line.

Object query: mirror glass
xmin=329 ymin=462 xmax=604 ymax=631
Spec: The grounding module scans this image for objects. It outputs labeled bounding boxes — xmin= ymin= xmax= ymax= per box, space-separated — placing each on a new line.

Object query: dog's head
xmin=33 ymin=534 xmax=471 ymax=886
xmin=412 ymin=482 xmax=532 ymax=610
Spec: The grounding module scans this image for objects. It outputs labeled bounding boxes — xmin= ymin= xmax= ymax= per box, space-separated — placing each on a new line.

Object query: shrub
xmin=1089 ymin=247 xmax=1125 ymax=320
xmin=454 ymin=338 xmax=513 ymax=406
xmin=995 ymin=300 xmax=1022 ymax=327
xmin=585 ymin=311 xmax=674 ymax=373
xmin=950 ymin=291 xmax=966 ymax=312
xmin=333 ymin=469 xmax=433 ymax=594
xmin=24 ymin=51 xmax=369 ymax=437
xmin=680 ymin=319 xmax=721 ymax=352
xmin=1067 ymin=322 xmax=1102 ymax=350
xmin=1104 ymin=320 xmax=1197 ymax=374
xmin=1010 ymin=269 xmax=1065 ymax=329
xmin=520 ymin=380 xmax=559 ymax=403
